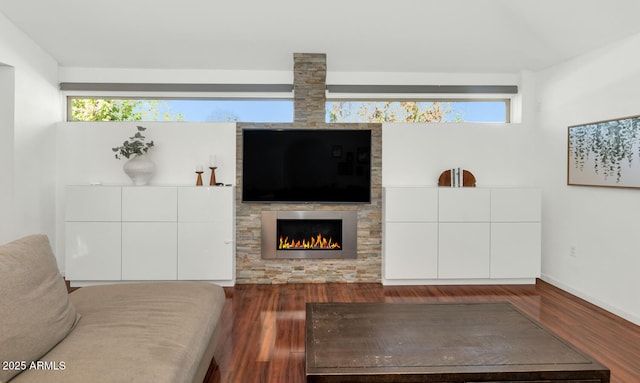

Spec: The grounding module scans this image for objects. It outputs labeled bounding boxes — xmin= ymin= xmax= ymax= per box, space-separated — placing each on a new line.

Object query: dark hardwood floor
xmin=207 ymin=280 xmax=640 ymax=383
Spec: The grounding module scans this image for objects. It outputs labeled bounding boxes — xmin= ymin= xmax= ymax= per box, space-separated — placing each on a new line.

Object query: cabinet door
xmin=384 ymin=187 xmax=438 ymax=222
xmin=491 ymin=223 xmax=541 ymax=278
xmin=122 ymin=222 xmax=177 ymax=280
xmin=439 ymin=223 xmax=490 ymax=278
xmin=177 ymin=186 xmax=234 ymax=281
xmin=178 ymin=222 xmax=234 ymax=280
xmin=65 ymin=222 xmax=121 ymax=280
xmin=384 ymin=222 xmax=438 ymax=279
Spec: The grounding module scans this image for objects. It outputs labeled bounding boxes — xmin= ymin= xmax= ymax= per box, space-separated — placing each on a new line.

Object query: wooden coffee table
xmin=305 ymin=302 xmax=609 ymax=383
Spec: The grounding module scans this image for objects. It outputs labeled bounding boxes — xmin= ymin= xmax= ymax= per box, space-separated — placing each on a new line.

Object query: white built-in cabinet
xmin=121 ymin=187 xmax=178 ymax=280
xmin=489 ymin=189 xmax=541 ymax=279
xmin=438 ymin=188 xmax=491 ymax=279
xmin=383 ymin=187 xmax=541 ymax=285
xmin=65 ymin=186 xmax=122 ymax=281
xmin=383 ymin=187 xmax=438 ymax=280
xmin=65 ymin=185 xmax=235 ymax=286
xmin=177 ymin=187 xmax=235 ymax=281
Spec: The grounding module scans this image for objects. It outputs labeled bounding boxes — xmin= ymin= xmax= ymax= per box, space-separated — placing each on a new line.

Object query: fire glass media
xmin=277 ymin=219 xmax=342 ymax=251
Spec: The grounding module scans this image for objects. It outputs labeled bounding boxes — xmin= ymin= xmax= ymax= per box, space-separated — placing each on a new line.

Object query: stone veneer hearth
xmin=235 ymin=53 xmax=382 ymax=284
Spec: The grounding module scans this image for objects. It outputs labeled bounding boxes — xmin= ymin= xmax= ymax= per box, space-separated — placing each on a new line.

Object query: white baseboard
xmin=540 ymin=273 xmax=640 ymax=326
xmin=382 ymin=278 xmax=536 ymax=286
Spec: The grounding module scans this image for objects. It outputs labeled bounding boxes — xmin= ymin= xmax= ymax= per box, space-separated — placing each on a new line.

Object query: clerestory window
xmin=68 ymin=98 xmax=294 ymax=122
xmin=326 ymin=100 xmax=510 ymax=123
xmin=64 ymin=83 xmax=515 ymax=123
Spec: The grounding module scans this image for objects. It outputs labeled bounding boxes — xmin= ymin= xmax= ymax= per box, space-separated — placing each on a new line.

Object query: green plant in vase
xmin=112 ymin=126 xmax=156 ymax=185
xmin=112 ymin=125 xmax=155 ymax=159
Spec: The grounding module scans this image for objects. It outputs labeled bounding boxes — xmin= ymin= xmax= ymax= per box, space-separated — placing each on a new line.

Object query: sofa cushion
xmin=9 ymin=282 xmax=226 ymax=383
xmin=0 ymin=234 xmax=80 ymax=383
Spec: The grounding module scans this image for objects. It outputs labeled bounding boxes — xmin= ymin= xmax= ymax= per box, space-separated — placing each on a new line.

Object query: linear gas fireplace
xmin=261 ymin=211 xmax=357 ymax=259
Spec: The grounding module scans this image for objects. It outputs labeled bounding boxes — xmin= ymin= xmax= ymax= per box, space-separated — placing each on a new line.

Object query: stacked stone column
xmin=293 ymin=53 xmax=326 ymax=124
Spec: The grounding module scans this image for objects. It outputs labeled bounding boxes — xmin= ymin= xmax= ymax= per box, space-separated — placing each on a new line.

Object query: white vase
xmin=123 ymin=155 xmax=155 ymax=186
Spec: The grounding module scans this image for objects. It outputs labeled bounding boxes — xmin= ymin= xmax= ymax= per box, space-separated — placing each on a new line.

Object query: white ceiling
xmin=2 ymin=0 xmax=640 ymax=74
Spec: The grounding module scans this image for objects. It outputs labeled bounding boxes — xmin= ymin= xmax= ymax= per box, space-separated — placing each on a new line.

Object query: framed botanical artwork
xmin=568 ymin=115 xmax=640 ymax=188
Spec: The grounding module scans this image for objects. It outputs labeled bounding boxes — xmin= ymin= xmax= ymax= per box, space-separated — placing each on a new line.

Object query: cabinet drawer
xmin=178 ymin=186 xmax=233 ymax=222
xmin=439 ymin=188 xmax=490 ymax=222
xmin=122 ymin=187 xmax=177 ymax=221
xmin=66 ymin=186 xmax=121 ymax=221
xmin=384 ymin=187 xmax=438 ymax=222
xmin=491 ymin=188 xmax=541 ymax=222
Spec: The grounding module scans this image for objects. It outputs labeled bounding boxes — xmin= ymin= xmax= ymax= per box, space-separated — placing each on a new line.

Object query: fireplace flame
xmin=279 ymin=234 xmax=341 ymax=250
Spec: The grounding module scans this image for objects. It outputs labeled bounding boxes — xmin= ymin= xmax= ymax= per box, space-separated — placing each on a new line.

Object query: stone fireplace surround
xmin=235 ymin=122 xmax=382 ymax=284
xmin=234 ymin=53 xmax=382 ymax=284
xmin=233 ymin=53 xmax=382 ymax=284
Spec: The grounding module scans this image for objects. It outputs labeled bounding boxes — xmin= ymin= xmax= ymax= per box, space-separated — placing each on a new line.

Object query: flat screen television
xmin=242 ymin=129 xmax=371 ymax=203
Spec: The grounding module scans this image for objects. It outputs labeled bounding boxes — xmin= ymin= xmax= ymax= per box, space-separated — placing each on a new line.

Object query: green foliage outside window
xmin=71 ymin=99 xmax=184 ymax=121
xmin=327 ymin=101 xmax=460 ymax=123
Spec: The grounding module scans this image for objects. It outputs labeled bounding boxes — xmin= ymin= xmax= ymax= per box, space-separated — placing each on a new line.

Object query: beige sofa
xmin=0 ymin=235 xmax=226 ymax=383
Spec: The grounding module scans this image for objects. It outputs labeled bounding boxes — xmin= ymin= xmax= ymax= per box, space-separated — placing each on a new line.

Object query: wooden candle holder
xmin=209 ymin=167 xmax=217 ymax=186
xmin=196 ymin=171 xmax=204 ymax=186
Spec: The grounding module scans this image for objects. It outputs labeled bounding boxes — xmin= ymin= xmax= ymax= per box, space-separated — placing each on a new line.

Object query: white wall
xmin=537 ymin=33 xmax=640 ymax=325
xmin=55 ymin=121 xmax=237 ymax=270
xmin=0 ymin=11 xmax=60 ymax=245
xmin=382 ymin=122 xmax=537 ymax=187
xmin=59 ymin=67 xmax=293 ymax=84
xmin=0 ymin=64 xmax=15 ymax=244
